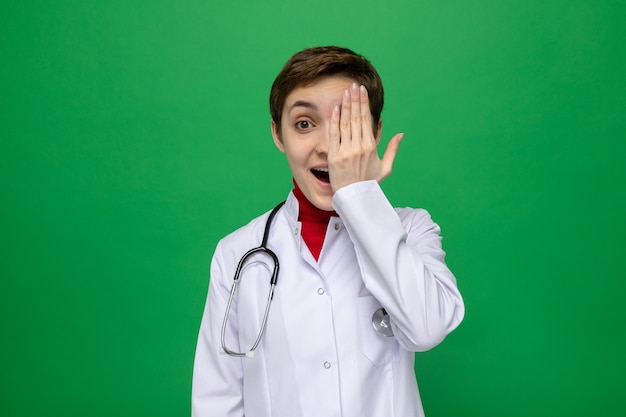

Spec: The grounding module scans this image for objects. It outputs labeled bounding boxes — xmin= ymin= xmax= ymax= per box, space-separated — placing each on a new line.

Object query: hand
xmin=328 ymin=83 xmax=404 ymax=193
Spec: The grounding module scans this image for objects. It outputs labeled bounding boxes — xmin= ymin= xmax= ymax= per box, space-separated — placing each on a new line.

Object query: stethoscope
xmin=220 ymin=201 xmax=393 ymax=359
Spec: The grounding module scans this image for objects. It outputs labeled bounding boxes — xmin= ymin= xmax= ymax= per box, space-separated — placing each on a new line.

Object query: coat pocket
xmin=357 ymin=295 xmax=399 ymax=366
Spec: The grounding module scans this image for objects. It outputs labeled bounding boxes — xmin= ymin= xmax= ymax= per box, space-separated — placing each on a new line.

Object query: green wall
xmin=2 ymin=1 xmax=624 ymax=415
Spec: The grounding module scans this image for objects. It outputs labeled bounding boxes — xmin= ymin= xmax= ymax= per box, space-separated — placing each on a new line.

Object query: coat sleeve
xmin=332 ymin=180 xmax=465 ymax=352
xmin=192 ymin=241 xmax=244 ymax=417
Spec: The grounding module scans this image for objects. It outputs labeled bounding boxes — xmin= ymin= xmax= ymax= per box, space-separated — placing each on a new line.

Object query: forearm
xmin=332 ymin=181 xmax=465 ymax=351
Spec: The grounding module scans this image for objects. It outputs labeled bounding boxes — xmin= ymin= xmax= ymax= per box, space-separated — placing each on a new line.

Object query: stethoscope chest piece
xmin=372 ymin=308 xmax=394 ymax=337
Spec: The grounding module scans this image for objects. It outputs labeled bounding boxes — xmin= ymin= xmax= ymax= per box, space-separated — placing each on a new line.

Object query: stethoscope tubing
xmin=220 ymin=201 xmax=285 ymax=357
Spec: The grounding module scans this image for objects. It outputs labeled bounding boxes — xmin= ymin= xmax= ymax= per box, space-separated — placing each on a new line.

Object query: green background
xmin=2 ymin=1 xmax=625 ymax=415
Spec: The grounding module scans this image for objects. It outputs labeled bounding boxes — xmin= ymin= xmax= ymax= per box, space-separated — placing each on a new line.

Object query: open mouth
xmin=311 ymin=167 xmax=330 ymax=183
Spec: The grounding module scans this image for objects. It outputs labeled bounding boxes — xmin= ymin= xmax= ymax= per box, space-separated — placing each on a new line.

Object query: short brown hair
xmin=270 ymin=46 xmax=384 ymax=134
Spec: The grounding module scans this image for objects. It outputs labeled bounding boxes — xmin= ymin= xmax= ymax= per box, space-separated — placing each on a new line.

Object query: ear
xmin=271 ymin=120 xmax=285 ymax=153
xmin=375 ymin=119 xmax=383 ymax=144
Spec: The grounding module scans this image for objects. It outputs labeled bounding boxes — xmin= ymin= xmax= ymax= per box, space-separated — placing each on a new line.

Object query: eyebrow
xmin=287 ymin=100 xmax=318 ymax=113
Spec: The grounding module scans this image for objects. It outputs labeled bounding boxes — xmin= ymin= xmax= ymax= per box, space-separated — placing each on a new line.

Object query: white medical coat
xmin=192 ymin=181 xmax=464 ymax=417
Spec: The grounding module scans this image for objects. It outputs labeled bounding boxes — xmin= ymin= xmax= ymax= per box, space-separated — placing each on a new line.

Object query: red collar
xmin=292 ymin=179 xmax=337 ymax=261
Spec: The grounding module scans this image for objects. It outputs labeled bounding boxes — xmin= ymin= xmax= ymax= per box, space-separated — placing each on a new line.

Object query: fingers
xmin=350 ymin=83 xmax=362 ymax=144
xmin=329 ymin=104 xmax=340 ymax=154
xmin=379 ymin=133 xmax=404 ymax=181
xmin=359 ymin=85 xmax=374 ymax=142
xmin=339 ymin=88 xmax=351 ymax=148
xmin=338 ymin=83 xmax=375 ymax=147
xmin=330 ymin=82 xmax=403 ymax=188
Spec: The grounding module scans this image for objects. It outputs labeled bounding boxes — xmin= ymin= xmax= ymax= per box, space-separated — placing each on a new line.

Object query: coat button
xmin=334 ymin=223 xmax=340 ymax=231
xmin=323 ymin=361 xmax=331 ymax=369
xmin=317 ymin=288 xmax=325 ymax=295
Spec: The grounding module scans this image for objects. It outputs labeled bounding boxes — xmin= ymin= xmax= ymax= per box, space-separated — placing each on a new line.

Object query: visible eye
xmin=295 ymin=120 xmax=313 ymax=130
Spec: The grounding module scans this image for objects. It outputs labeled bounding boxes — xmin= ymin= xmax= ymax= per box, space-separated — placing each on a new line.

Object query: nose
xmin=316 ymin=127 xmax=330 ymax=155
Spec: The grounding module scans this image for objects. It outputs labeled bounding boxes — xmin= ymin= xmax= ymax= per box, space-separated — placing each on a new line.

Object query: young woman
xmin=192 ymin=46 xmax=465 ymax=417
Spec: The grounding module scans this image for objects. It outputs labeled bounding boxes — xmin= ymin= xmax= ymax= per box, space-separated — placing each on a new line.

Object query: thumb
xmin=379 ymin=133 xmax=404 ymax=181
